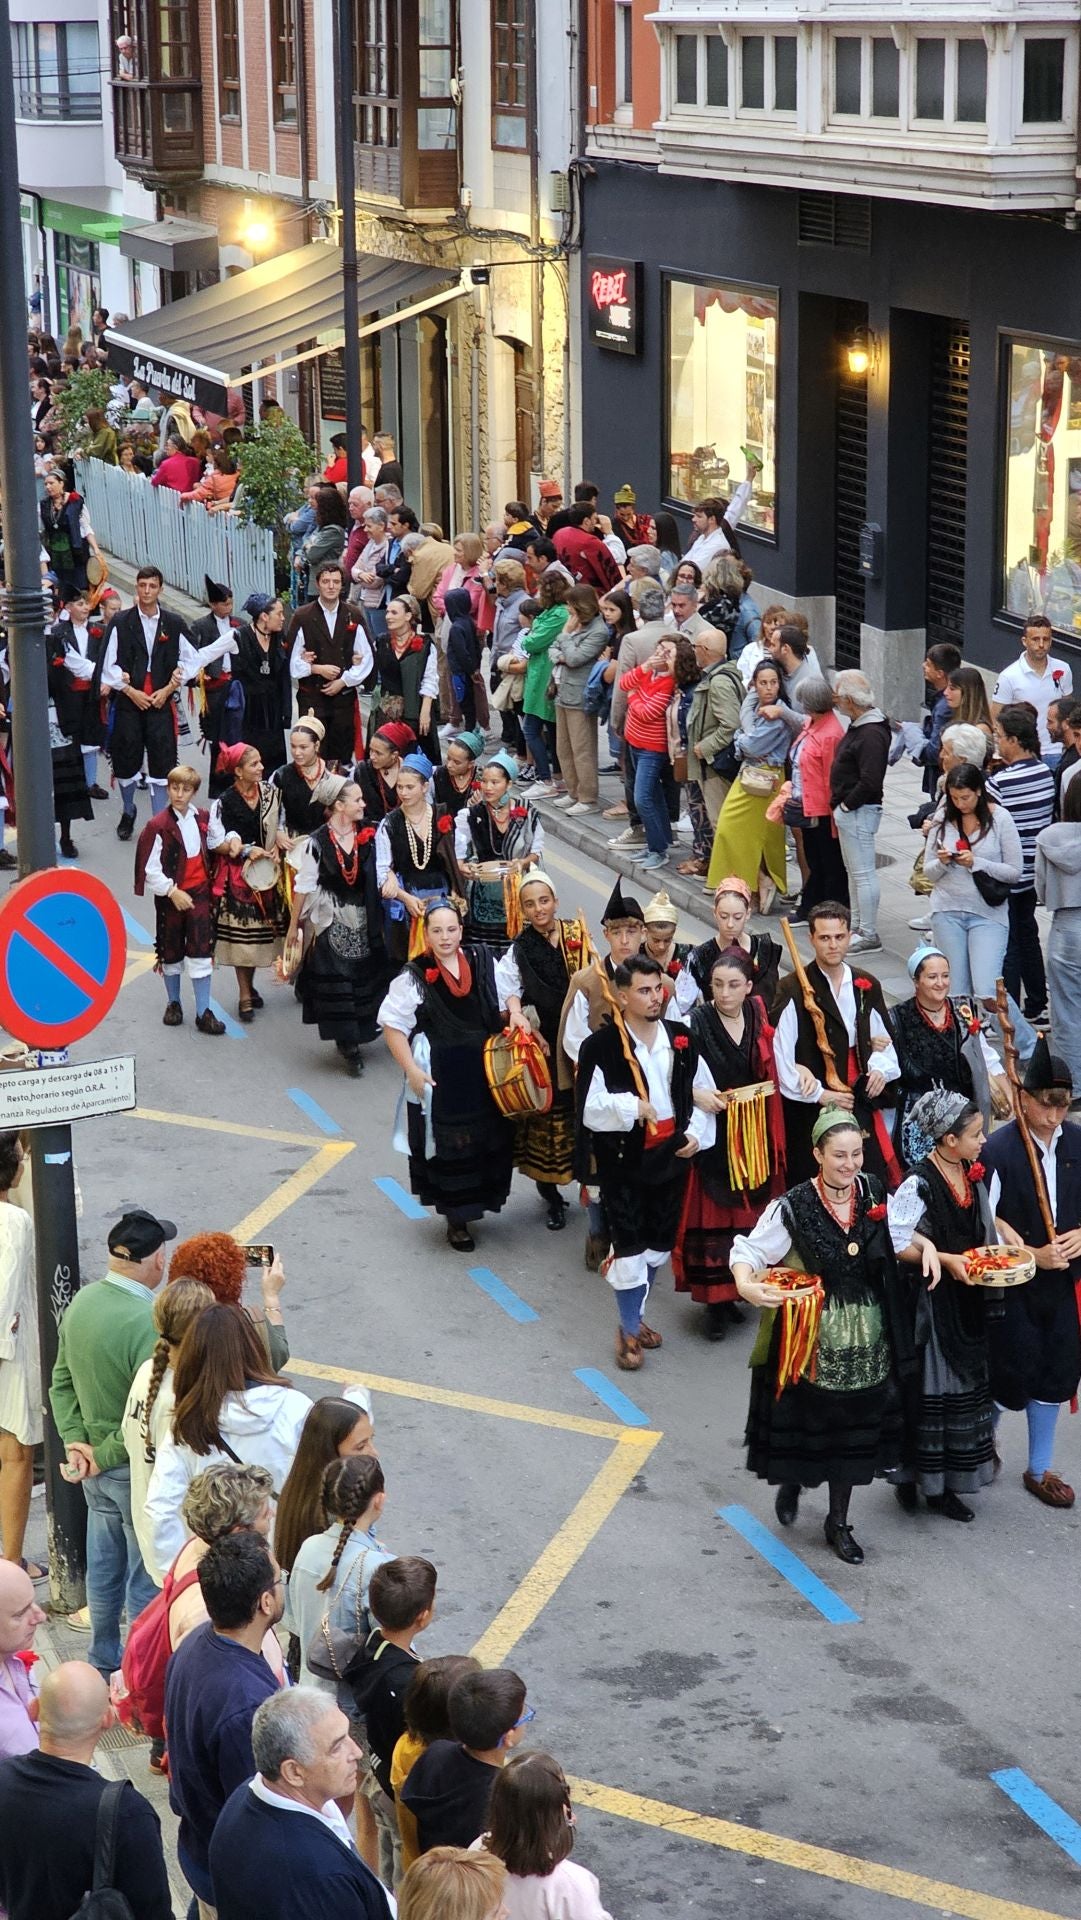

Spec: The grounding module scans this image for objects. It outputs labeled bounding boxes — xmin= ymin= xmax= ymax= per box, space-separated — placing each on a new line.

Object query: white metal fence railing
xmin=75 ymin=459 xmax=276 ymax=609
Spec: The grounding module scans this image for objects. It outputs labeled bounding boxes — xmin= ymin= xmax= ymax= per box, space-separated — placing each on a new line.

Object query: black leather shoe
xmin=447 ymin=1223 xmax=475 ymax=1252
xmin=824 ymin=1517 xmax=865 ymax=1564
xmin=116 ymin=812 xmax=135 ymax=840
xmin=88 ymin=784 xmax=109 ymax=800
xmin=926 ymin=1490 xmax=974 ymax=1522
xmin=545 ymin=1196 xmax=567 ymax=1230
xmin=249 ymin=989 xmax=264 ymax=1010
xmin=893 ymin=1482 xmax=919 ymax=1513
xmin=705 ymin=1303 xmax=727 ymax=1342
xmin=775 ymin=1484 xmax=800 ymax=1528
xmin=59 ymin=836 xmax=78 ymax=859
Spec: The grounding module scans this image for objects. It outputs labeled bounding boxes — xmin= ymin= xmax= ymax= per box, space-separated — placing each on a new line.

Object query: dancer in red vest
xmin=134 ymin=765 xmax=225 ymax=1034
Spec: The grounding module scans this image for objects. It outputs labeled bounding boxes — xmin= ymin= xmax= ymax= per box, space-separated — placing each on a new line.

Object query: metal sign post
xmin=0 ymin=1 xmax=88 ymax=1607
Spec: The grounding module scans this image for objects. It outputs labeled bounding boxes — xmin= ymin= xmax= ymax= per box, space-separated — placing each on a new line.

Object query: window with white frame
xmin=1022 ymin=38 xmax=1065 ymax=123
xmin=670 ymin=30 xmax=793 ymax=115
xmin=831 ymin=36 xmax=899 ymax=121
xmin=911 ymin=35 xmax=986 ymax=126
xmin=826 ymin=30 xmax=987 ymax=129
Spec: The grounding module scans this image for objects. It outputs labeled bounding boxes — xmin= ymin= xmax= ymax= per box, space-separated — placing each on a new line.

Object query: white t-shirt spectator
xmin=992 ymin=653 xmax=1073 ymax=759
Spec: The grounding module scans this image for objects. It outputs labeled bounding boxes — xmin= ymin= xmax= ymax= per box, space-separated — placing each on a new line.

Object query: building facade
xmin=581 ymin=0 xmax=1081 ymax=708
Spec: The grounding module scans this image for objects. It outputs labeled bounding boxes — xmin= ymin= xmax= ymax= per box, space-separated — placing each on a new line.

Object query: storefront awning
xmin=104 ymin=241 xmax=469 ymax=413
xmin=119 ymin=217 xmax=220 ymax=274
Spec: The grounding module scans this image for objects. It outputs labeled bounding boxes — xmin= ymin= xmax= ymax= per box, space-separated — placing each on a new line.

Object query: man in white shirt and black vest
xmin=577 ymin=953 xmax=716 ymax=1371
xmin=189 ymin=575 xmax=243 ymax=796
xmin=286 ymin=562 xmax=375 ymax=768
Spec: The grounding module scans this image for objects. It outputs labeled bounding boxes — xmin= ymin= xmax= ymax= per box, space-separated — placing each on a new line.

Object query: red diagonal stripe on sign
xmin=9 ymin=910 xmax=106 ymax=1004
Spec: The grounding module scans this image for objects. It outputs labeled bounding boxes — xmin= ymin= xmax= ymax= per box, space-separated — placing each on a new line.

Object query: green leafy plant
xmin=234 ymin=418 xmax=321 ymax=554
xmin=53 ymin=368 xmax=112 ymax=455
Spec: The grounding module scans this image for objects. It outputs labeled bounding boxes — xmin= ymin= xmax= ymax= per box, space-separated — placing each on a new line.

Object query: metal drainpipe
xmin=471 ymin=322 xmax=481 ymax=526
xmin=527 ymin=0 xmax=543 ymax=477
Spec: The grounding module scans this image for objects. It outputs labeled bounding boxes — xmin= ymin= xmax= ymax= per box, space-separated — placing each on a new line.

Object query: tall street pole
xmin=0 ymin=0 xmax=87 ymax=1609
xmin=333 ymin=0 xmax=362 ymax=491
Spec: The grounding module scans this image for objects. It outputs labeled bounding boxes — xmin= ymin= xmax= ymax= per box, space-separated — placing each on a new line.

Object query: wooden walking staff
xmin=994 ymin=978 xmax=1056 ymax=1242
xmin=779 ymin=917 xmax=848 ymax=1096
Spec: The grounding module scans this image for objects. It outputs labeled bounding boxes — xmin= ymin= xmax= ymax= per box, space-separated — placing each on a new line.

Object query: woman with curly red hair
xmin=169 ymin=1231 xmax=289 ymax=1371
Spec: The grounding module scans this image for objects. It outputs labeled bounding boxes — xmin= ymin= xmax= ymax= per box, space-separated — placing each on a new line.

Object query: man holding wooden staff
xmin=982 ymin=1035 xmax=1081 ymax=1509
xmin=773 ymin=901 xmax=902 ymax=1186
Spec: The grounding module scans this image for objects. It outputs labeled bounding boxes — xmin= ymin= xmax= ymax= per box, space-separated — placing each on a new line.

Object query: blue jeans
xmin=833 ymin=803 xmax=882 ymax=935
xmin=521 ymin=711 xmax=552 ymax=782
xmin=930 ymin=909 xmax=1039 ymax=1062
xmin=1046 ymin=908 xmax=1081 ymax=1098
xmin=82 ymin=1464 xmax=158 ymax=1678
xmin=633 ymin=748 xmax=672 ymax=854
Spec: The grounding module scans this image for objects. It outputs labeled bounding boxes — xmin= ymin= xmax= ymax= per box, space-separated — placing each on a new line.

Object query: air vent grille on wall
xmin=798 ymin=192 xmax=872 ymax=251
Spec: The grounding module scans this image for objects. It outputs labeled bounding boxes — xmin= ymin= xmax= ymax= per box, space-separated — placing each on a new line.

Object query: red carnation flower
xmin=667 ymin=960 xmax=682 ymax=978
xmin=510 ymin=806 xmax=527 ymax=820
xmin=358 ymin=826 xmax=376 ymax=845
xmin=1052 ymin=670 xmax=1063 ymax=687
xmin=853 ymin=975 xmax=873 ymax=992
xmin=672 ymin=1032 xmax=689 ymax=1050
xmin=12 ymin=1649 xmax=37 ymax=1670
xmin=968 ymin=1018 xmax=980 ymax=1036
xmin=866 ymin=1202 xmax=887 ymax=1222
xmin=424 ymin=966 xmax=440 ymax=983
xmin=967 ymin=1161 xmax=986 ymax=1185
xmin=436 ymin=814 xmax=454 ymax=835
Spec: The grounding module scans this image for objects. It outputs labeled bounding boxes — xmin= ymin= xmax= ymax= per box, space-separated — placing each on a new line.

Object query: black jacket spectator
xmin=0 ymin=1752 xmax=172 ymax=1920
xmin=830 ymin=715 xmax=891 ymax=812
xmin=210 ymin=1780 xmax=392 ymax=1920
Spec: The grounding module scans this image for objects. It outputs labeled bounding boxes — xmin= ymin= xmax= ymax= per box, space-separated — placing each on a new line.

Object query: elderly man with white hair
xmin=829 ymin=669 xmax=892 ymax=953
xmin=341 ymin=484 xmax=376 ymax=577
xmin=626 ymin=543 xmax=662 ymax=581
xmin=209 ymin=1688 xmax=392 ymax=1920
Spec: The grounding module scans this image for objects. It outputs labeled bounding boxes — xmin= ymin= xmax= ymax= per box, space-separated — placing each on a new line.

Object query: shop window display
xmin=1004 ymin=340 xmax=1081 ymax=638
xmin=667 ymin=277 xmax=777 ymax=534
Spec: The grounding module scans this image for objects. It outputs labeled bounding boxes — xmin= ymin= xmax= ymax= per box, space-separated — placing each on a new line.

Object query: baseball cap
xmin=538 ymin=479 xmax=562 ymax=500
xmin=108 ymin=1209 xmax=177 ymax=1260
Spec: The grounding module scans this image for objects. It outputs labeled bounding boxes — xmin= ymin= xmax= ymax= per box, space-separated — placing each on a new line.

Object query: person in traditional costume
xmin=773 ymin=900 xmax=901 ymax=1187
xmin=133 ymin=763 xmax=225 ymax=1034
xmin=45 ymin=631 xmax=94 ymax=860
xmin=286 ymin=560 xmax=374 ymax=766
xmin=433 ymin=727 xmax=484 ymax=819
xmin=556 ymin=878 xmax=646 ymax=1268
xmin=375 ymin=751 xmax=462 ymax=967
xmin=982 ymin=1039 xmax=1081 ymax=1509
xmin=47 ymin=587 xmax=108 ymax=799
xmin=890 ymin=945 xmax=1009 ymax=1164
xmin=577 ymin=954 xmax=716 ymax=1371
xmin=688 ymin=878 xmax=781 ymax=1013
xmin=887 ymin=1088 xmax=997 ymax=1521
xmin=273 ymin=718 xmax=341 ymax=843
xmin=379 ymin=899 xmax=513 ymax=1250
xmin=208 ymin=742 xmax=287 ymax=1021
xmin=456 ymin=750 xmax=544 ymax=952
xmin=285 ymin=773 xmax=388 ymax=1076
xmin=354 ymin=721 xmax=416 ymax=824
xmin=731 ymin=1109 xmax=918 ymax=1564
xmin=97 ymin=565 xmax=231 ymax=839
xmin=641 ymin=889 xmax=698 ymax=1017
xmin=367 ymin=592 xmax=441 ymax=763
xmin=673 ymin=949 xmax=786 ymax=1340
xmin=189 ymin=577 xmax=244 ymax=794
xmin=233 ymin=593 xmax=291 ymax=776
xmin=497 ymin=871 xmax=594 ymax=1232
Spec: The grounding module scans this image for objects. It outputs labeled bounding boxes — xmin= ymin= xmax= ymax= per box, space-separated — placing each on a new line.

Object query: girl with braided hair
xmin=284 ymin=1453 xmax=393 ymax=1695
xmin=122 ymin=1278 xmax=214 ymax=1584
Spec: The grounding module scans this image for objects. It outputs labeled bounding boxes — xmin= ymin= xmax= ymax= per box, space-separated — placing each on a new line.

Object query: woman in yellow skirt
xmin=706 ymin=659 xmax=790 ymax=912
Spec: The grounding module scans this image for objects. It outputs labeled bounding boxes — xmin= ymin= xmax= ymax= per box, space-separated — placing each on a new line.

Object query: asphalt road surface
xmin=19 ymin=786 xmax=1081 ymax=1920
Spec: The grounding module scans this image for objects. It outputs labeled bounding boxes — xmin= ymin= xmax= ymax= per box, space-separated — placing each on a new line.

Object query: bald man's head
xmin=38 ymin=1662 xmax=110 ymax=1744
xmin=0 ymin=1558 xmax=45 ymax=1656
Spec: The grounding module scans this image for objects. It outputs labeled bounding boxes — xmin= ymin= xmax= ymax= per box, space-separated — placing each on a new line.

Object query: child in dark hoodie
xmin=400 ymin=1665 xmax=529 ymax=1854
xmin=347 ymin=1556 xmax=438 ymax=1887
xmin=444 ymin=586 xmax=482 ymax=730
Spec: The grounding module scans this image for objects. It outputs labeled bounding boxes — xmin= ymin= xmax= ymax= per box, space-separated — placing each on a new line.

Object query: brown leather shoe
xmin=162 ymin=1001 xmax=183 ymax=1026
xmin=615 ymin=1330 xmax=643 ymax=1371
xmin=1023 ymin=1469 xmax=1075 ymax=1508
xmin=637 ymin=1321 xmax=663 ymax=1349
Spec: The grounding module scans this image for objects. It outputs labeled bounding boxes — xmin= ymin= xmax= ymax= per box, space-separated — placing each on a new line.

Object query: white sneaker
xmin=530 ymin=782 xmax=558 ymax=799
xmin=552 ymin=794 xmax=576 ymax=809
xmin=608 ymin=825 xmax=645 ymax=847
xmin=566 ymin=801 xmax=597 ymax=816
xmin=908 ymin=914 xmax=933 ymax=932
xmin=675 ymin=817 xmax=693 ymax=839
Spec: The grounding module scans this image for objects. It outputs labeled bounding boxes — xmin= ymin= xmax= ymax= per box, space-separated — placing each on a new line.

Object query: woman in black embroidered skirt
xmin=886 ymin=1088 xmax=998 ymax=1521
xmin=673 ymin=950 xmax=787 ymax=1339
xmin=496 ymin=872 xmax=595 ymax=1231
xmin=731 ymin=1109 xmax=918 ymax=1564
xmin=890 ymin=945 xmax=1009 ymax=1164
xmin=378 ymin=900 xmax=513 ymax=1251
xmin=286 ymin=774 xmax=388 ymax=1075
xmin=233 ymin=594 xmax=291 ymax=775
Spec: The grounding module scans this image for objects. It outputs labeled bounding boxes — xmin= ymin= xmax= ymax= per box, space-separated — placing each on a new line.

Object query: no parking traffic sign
xmin=0 ymin=869 xmax=127 ymax=1048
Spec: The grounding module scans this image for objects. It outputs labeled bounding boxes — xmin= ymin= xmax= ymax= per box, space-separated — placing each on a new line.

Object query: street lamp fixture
xmin=240 ymin=208 xmax=274 ymax=255
xmin=846 ymin=326 xmax=877 ymax=377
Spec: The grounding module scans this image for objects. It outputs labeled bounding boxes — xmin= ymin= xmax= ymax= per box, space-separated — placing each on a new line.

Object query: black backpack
xmin=68 ymin=1779 xmax=135 ymax=1920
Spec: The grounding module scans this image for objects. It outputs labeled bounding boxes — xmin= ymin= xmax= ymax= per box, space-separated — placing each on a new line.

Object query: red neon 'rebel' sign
xmin=586 ymin=255 xmax=642 ymax=356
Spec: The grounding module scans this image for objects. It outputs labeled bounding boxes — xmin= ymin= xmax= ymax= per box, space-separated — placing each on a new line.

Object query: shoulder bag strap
xmin=93 ymin=1778 xmax=126 ymax=1890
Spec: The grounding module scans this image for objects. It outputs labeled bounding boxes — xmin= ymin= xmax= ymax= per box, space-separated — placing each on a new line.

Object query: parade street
xmin=19 ymin=791 xmax=1080 ymax=1920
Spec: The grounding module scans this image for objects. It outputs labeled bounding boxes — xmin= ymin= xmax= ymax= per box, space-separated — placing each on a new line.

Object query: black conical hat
xmin=1023 ymin=1033 xmax=1073 ymax=1094
xmin=205 ymin=575 xmax=230 ymax=604
xmin=602 ymin=878 xmax=644 ymax=924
